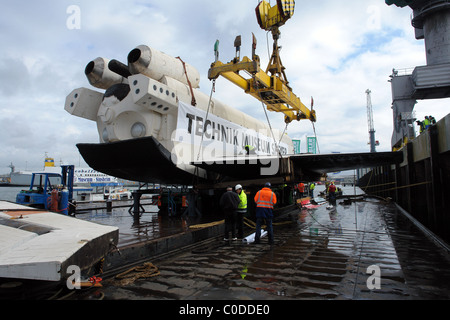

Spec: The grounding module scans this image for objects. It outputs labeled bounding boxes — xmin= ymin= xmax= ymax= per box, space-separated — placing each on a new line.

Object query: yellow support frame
xmin=208 ymin=56 xmax=316 ymax=124
xmin=208 ymin=0 xmax=316 ymax=124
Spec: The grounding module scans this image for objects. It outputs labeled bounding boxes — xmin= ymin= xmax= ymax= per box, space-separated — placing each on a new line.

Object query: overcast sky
xmin=0 ymin=0 xmax=448 ymax=175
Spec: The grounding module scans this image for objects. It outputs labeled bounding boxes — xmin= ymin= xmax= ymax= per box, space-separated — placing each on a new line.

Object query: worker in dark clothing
xmin=429 ymin=115 xmax=436 ymax=125
xmin=219 ymin=186 xmax=241 ymax=241
xmin=245 ymin=145 xmax=256 ymax=155
xmin=416 ymin=120 xmax=424 ymax=133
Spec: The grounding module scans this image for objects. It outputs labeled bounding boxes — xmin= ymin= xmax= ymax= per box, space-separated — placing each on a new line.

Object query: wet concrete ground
xmin=76 ymin=200 xmax=213 ymax=247
xmin=78 ymin=186 xmax=450 ymax=300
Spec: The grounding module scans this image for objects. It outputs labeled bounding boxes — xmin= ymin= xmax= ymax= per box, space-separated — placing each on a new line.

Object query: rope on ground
xmin=188 ymin=216 xmax=293 ymax=231
xmin=244 ymin=216 xmax=292 ymax=228
xmin=244 ymin=217 xmax=258 ymax=228
xmin=189 ymin=220 xmax=224 ymax=229
xmin=115 ymin=262 xmax=160 ymax=286
xmin=273 ymin=220 xmax=294 ymax=226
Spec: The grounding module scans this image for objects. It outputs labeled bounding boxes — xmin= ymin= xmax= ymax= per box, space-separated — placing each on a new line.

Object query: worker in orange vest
xmin=297 ymin=182 xmax=305 ymax=198
xmin=254 ymin=182 xmax=277 ymax=245
xmin=328 ymin=181 xmax=337 ymax=206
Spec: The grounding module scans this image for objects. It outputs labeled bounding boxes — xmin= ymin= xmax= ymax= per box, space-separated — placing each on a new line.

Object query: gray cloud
xmin=0 ymin=0 xmax=447 ymax=174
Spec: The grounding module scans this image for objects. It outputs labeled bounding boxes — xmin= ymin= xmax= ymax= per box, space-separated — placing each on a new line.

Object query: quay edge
xmin=359 ymin=113 xmax=450 ymax=244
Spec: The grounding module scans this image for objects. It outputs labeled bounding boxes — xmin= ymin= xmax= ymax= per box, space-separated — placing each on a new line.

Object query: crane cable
xmin=192 ymin=79 xmax=215 ymax=186
xmin=278 ymin=122 xmax=289 ymax=153
xmin=311 ymin=121 xmax=321 ymax=154
xmin=259 ymin=95 xmax=284 ymax=158
xmin=196 ymin=79 xmax=216 ymax=162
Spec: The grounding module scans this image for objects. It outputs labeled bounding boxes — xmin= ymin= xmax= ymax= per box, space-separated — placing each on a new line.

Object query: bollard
xmin=106 ymin=199 xmax=112 ymax=212
xmin=132 ymin=191 xmax=143 ymax=224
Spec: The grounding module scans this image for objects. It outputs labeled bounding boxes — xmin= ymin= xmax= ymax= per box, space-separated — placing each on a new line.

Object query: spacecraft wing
xmin=192 ymin=151 xmax=404 ymax=182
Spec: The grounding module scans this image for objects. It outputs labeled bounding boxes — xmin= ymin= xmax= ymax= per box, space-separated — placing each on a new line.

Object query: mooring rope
xmin=115 ymin=262 xmax=160 ymax=286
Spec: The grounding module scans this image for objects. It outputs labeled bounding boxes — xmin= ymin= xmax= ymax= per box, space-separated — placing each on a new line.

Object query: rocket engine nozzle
xmin=85 ymin=57 xmax=127 ymax=90
xmin=128 ymin=45 xmax=200 ymax=88
xmin=108 ymin=59 xmax=132 ymax=79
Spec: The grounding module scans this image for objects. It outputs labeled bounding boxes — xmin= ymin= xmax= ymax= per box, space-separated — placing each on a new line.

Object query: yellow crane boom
xmin=208 ymin=0 xmax=316 ymax=124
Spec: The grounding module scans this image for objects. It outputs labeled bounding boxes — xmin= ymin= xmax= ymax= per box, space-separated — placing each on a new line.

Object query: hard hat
xmin=265 ymin=182 xmax=271 ymax=187
xmin=235 ymin=184 xmax=242 ymax=190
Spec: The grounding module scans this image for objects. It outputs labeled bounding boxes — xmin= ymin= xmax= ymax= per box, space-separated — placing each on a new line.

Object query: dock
xmin=64 ymin=185 xmax=450 ymax=301
xmin=359 ymin=113 xmax=450 ymax=245
xmin=0 ymin=201 xmax=118 ymax=282
xmin=1 ymin=185 xmax=450 ymax=301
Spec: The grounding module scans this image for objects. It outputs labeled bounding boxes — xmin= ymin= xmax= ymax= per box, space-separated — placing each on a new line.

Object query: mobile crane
xmin=208 ymin=0 xmax=316 ymax=124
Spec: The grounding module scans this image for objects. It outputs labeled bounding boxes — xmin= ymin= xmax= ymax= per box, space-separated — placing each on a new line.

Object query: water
xmin=0 ymin=186 xmax=26 ymax=202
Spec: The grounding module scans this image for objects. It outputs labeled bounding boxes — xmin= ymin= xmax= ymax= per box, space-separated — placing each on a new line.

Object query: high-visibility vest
xmin=245 ymin=145 xmax=256 ymax=155
xmin=255 ymin=188 xmax=277 ymax=209
xmin=238 ymin=190 xmax=247 ymax=209
xmin=182 ymin=196 xmax=188 ymax=207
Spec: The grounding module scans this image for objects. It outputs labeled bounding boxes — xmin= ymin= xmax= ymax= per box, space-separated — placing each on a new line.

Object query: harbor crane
xmin=208 ymin=0 xmax=316 ymax=124
xmin=366 ymin=89 xmax=379 ymax=153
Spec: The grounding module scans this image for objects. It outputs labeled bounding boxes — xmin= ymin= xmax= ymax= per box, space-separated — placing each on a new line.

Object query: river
xmin=0 ymin=186 xmax=27 ymax=202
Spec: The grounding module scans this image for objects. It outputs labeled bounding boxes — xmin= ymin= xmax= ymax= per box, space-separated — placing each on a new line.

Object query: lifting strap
xmin=176 ymin=56 xmax=196 ymax=106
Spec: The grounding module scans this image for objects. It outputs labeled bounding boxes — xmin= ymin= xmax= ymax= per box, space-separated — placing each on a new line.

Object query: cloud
xmin=0 ymin=58 xmax=31 ymax=97
xmin=0 ymin=0 xmax=447 ymax=176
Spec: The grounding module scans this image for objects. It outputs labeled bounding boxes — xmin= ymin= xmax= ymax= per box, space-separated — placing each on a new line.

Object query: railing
xmin=391 ymin=68 xmax=415 ymax=77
